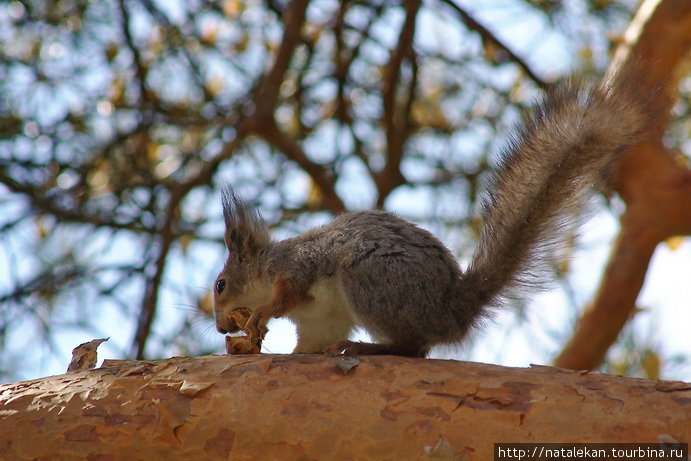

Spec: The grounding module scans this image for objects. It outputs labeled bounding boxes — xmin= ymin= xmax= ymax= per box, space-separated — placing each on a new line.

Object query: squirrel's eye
xmin=216 ymin=279 xmax=226 ymax=294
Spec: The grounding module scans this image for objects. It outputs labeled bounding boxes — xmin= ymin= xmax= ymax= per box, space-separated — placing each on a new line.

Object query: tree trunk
xmin=1 ymin=355 xmax=689 ymax=460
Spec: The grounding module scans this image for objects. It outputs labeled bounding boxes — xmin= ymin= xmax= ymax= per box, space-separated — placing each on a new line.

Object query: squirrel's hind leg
xmin=292 ymin=320 xmax=354 ymax=354
xmin=289 ymin=298 xmax=356 ymax=354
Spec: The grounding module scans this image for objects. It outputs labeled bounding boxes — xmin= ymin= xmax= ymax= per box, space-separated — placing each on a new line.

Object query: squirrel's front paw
xmin=246 ymin=310 xmax=270 ymax=347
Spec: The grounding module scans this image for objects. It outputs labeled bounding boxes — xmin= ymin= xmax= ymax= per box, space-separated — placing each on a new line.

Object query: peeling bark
xmin=1 ymin=355 xmax=689 ymax=460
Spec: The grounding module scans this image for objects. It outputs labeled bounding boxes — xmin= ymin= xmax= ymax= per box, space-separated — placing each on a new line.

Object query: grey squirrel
xmin=213 ymin=69 xmax=656 ymax=357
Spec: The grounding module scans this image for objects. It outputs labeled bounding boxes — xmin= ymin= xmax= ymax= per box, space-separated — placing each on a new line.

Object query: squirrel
xmin=213 ymin=68 xmax=658 ymax=357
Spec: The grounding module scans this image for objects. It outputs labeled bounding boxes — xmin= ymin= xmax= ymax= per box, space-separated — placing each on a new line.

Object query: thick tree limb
xmin=0 ymin=355 xmax=689 ymax=460
xmin=554 ymin=0 xmax=691 ymax=370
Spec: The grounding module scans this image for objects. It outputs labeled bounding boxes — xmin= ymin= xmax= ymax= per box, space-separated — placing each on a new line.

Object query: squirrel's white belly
xmin=286 ymin=275 xmax=357 ymax=353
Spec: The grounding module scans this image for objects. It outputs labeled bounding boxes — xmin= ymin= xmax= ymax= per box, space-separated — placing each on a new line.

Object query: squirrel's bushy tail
xmin=457 ymin=69 xmax=658 ymax=325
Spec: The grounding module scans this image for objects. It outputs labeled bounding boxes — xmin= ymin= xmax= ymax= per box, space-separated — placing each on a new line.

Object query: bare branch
xmin=439 ymin=0 xmax=550 ymax=89
xmin=377 ymin=0 xmax=421 ymax=206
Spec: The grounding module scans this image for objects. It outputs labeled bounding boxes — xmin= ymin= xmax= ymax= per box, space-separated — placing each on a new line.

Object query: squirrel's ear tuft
xmin=221 ymin=187 xmax=270 ymax=256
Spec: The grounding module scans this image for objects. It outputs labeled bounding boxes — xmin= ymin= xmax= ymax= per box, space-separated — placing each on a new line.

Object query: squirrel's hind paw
xmin=324 ymin=340 xmax=428 ymax=357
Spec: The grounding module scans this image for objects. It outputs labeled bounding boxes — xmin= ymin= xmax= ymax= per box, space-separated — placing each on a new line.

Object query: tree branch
xmin=261 ymin=121 xmax=345 ymax=213
xmin=252 ymin=0 xmax=310 ymax=122
xmin=377 ymin=0 xmax=421 ymax=206
xmin=130 ymin=191 xmax=181 ymax=359
xmin=439 ymin=0 xmax=550 ymax=89
xmin=0 ymin=166 xmax=151 ymax=233
xmin=554 ymin=0 xmax=691 ymax=370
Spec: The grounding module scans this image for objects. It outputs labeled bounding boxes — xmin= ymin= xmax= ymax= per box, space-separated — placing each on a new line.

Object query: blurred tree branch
xmin=554 ymin=0 xmax=691 ymax=370
xmin=439 ymin=0 xmax=549 ymax=89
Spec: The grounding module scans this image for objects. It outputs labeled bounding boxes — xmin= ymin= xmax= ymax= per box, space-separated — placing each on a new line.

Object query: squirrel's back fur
xmin=214 ymin=68 xmax=660 ymax=357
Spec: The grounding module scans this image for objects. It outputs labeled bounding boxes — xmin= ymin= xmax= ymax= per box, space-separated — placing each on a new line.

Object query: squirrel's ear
xmin=221 ymin=187 xmax=270 ymax=256
xmin=223 ymin=227 xmax=239 ymax=250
